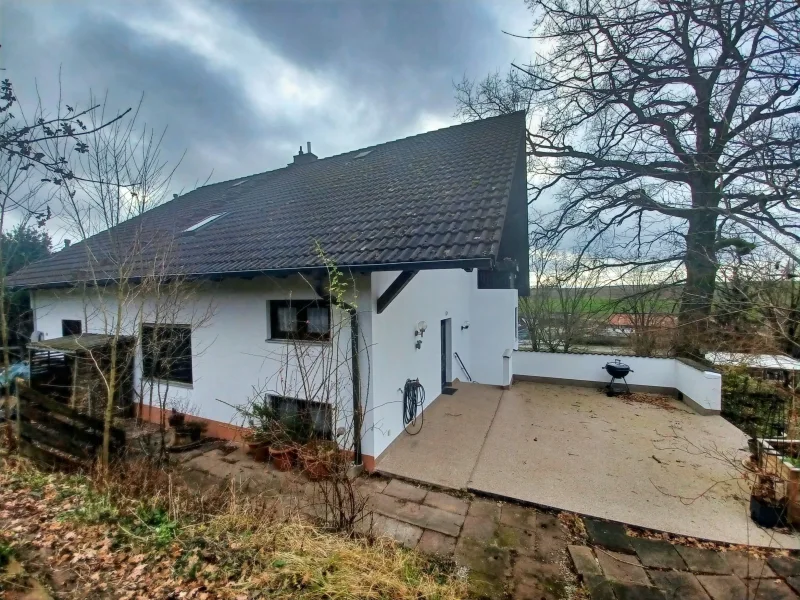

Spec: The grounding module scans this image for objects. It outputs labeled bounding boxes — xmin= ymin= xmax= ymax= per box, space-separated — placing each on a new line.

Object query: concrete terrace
xmin=376 ymin=380 xmax=800 ymax=549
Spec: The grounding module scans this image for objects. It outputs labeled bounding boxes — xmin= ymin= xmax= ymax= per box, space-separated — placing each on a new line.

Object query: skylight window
xmin=183 ymin=213 xmax=227 ymax=233
xmin=353 ymin=150 xmax=372 ymax=159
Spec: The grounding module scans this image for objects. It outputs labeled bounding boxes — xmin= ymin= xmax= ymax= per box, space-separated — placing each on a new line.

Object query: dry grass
xmin=1 ymin=454 xmax=468 ymax=599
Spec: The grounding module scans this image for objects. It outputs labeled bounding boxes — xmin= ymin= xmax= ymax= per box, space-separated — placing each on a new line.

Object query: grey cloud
xmin=2 ymin=0 xmax=529 ymax=192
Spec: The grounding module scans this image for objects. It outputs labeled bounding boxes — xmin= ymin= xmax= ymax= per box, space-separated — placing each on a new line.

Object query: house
xmin=605 ymin=312 xmax=677 ymax=337
xmin=8 ymin=112 xmax=529 ymax=471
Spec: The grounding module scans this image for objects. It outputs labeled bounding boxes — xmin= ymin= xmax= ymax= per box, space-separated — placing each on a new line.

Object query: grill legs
xmin=605 ymin=376 xmax=631 ymax=396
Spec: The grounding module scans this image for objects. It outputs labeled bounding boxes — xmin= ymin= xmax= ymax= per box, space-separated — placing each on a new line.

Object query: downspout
xmin=316 ymin=281 xmax=362 ymax=466
xmin=348 ymin=306 xmax=362 ymax=466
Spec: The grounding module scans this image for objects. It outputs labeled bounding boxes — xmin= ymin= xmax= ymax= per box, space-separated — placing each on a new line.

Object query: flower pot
xmin=750 ymin=494 xmax=784 ymax=528
xmin=270 ymin=446 xmax=295 ymax=472
xmin=247 ymin=441 xmax=270 ymax=462
xmin=302 ymin=458 xmax=331 ymax=481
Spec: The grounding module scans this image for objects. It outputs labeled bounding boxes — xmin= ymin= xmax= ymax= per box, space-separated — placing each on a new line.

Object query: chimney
xmin=63 ymin=239 xmax=71 ymax=248
xmin=292 ymin=141 xmax=318 ymax=165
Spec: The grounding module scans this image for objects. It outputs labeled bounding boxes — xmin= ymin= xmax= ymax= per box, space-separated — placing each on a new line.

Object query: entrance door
xmin=440 ymin=318 xmax=452 ymax=391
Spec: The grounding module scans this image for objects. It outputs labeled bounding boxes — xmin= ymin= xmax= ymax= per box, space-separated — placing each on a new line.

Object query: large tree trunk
xmin=676 ymin=200 xmax=719 ymax=359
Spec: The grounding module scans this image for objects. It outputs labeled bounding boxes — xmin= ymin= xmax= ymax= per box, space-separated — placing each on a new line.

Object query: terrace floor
xmin=376 ymin=380 xmax=800 ymax=548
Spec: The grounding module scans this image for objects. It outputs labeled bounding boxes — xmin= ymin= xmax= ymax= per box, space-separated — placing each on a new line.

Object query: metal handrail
xmin=454 ymin=352 xmax=472 ymax=382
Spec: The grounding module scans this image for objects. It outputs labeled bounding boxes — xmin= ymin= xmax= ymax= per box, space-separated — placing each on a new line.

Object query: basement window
xmin=62 ymin=319 xmax=82 ymax=336
xmin=270 ymin=395 xmax=332 ymax=440
xmin=269 ymin=299 xmax=331 ymax=341
xmin=141 ymin=324 xmax=193 ymax=385
xmin=183 ymin=213 xmax=227 ymax=233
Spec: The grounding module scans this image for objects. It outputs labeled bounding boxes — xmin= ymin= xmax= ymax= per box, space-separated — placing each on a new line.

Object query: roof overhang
xmin=12 ymin=257 xmax=495 ymax=290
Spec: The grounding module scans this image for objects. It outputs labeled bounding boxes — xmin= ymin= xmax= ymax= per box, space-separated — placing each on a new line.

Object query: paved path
xmin=573 ymin=517 xmax=800 ymax=599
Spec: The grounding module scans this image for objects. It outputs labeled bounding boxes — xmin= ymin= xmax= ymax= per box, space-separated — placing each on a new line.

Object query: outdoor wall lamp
xmin=461 ymin=321 xmax=470 ymax=330
xmin=414 ymin=320 xmax=427 ymax=349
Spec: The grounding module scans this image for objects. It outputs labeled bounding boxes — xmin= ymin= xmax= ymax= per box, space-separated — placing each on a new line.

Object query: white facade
xmin=512 ymin=350 xmax=722 ymax=412
xmin=30 ymin=267 xmax=519 ymax=461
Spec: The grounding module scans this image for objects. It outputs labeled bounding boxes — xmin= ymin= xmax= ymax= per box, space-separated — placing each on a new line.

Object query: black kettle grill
xmin=602 ymin=359 xmax=633 ymax=396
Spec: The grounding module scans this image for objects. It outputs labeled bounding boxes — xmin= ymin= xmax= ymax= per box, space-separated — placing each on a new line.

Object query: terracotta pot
xmin=247 ymin=441 xmax=270 ymax=463
xmin=302 ymin=458 xmax=331 ymax=481
xmin=270 ymin=446 xmax=295 ymax=471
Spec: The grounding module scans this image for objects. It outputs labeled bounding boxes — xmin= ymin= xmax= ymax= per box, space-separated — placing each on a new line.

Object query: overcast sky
xmin=1 ymin=0 xmax=533 ymax=198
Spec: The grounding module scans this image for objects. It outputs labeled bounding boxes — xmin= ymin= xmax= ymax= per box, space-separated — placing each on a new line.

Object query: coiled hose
xmin=402 ymin=378 xmax=425 ymax=434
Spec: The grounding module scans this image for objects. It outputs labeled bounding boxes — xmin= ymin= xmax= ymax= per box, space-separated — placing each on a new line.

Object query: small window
xmin=269 ymin=299 xmax=331 ymax=340
xmin=141 ymin=324 xmax=193 ymax=384
xmin=62 ymin=319 xmax=82 ymax=336
xmin=270 ymin=395 xmax=332 ymax=440
xmin=183 ymin=213 xmax=227 ymax=233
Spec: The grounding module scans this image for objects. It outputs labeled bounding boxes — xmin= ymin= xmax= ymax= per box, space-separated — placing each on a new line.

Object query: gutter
xmin=8 ymin=257 xmax=494 ymax=290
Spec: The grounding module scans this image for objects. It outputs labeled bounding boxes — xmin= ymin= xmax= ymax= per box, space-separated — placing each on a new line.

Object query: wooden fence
xmin=14 ymin=383 xmax=126 ymax=468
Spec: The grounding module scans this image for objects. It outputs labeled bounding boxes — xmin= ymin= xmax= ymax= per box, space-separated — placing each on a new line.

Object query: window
xmin=270 ymin=395 xmax=332 ymax=440
xmin=141 ymin=324 xmax=193 ymax=384
xmin=62 ymin=319 xmax=82 ymax=336
xmin=269 ymin=299 xmax=331 ymax=340
xmin=183 ymin=213 xmax=227 ymax=233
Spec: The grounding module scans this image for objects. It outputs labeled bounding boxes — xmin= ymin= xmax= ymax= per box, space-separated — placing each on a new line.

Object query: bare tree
xmin=456 ymin=0 xmax=800 ymax=358
xmin=0 ymin=78 xmax=127 ymax=446
xmin=56 ymin=94 xmax=206 ymax=468
xmin=613 ymin=266 xmax=680 ymax=356
xmin=520 ymin=246 xmax=602 ymax=353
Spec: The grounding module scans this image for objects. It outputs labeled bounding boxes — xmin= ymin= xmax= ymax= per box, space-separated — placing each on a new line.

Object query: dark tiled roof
xmin=9 ymin=111 xmax=526 ymax=288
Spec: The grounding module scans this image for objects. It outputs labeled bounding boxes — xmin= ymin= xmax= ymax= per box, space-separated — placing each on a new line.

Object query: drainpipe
xmin=316 ymin=282 xmax=362 ymax=466
xmin=348 ymin=306 xmax=362 ymax=466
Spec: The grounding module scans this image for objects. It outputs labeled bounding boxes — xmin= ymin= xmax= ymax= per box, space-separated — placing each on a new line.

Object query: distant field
xmin=523 ymin=296 xmax=678 ymax=316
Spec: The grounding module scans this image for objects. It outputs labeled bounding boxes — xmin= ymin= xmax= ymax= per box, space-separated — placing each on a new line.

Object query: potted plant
xmin=187 ymin=420 xmax=208 ymax=442
xmin=750 ymin=472 xmax=785 ymax=528
xmin=168 ymin=409 xmax=186 ymax=428
xmin=299 ymin=439 xmax=339 ymax=480
xmin=244 ymin=400 xmax=279 ymax=462
xmin=244 ymin=430 xmax=272 ymax=462
xmin=269 ymin=434 xmax=295 ymax=472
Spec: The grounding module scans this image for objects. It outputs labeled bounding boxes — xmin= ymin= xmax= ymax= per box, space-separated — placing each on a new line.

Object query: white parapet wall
xmin=512 ymin=351 xmax=721 ymax=414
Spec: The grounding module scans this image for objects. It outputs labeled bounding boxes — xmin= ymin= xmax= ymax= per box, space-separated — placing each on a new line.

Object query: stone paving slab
xmin=512 ymin=557 xmax=568 ymax=600
xmin=770 ymin=557 xmax=800 ymax=579
xmin=584 ymin=574 xmax=617 ymax=600
xmin=631 ymin=537 xmax=687 ymax=570
xmin=595 ymin=549 xmax=651 ymax=586
xmin=611 ymin=582 xmax=667 ymax=600
xmin=534 ymin=512 xmax=570 ymax=563
xmin=568 ymin=545 xmax=602 ymax=579
xmin=748 ymin=579 xmax=798 ymax=600
xmin=416 ymin=530 xmax=456 ymax=556
xmin=724 ymin=551 xmax=777 ymax=579
xmin=648 ymin=570 xmax=710 ymax=600
xmin=467 ymin=497 xmax=502 ymax=521
xmin=383 ymin=479 xmax=427 ymax=502
xmin=368 ymin=492 xmax=464 ymax=537
xmin=676 ymin=545 xmax=733 ymax=575
xmin=423 ymin=490 xmax=469 ymax=515
xmin=356 ymin=513 xmax=423 ymax=549
xmin=500 ymin=503 xmax=538 ymax=531
xmin=584 ymin=518 xmax=634 ymax=553
xmin=696 ymin=574 xmax=748 ymax=600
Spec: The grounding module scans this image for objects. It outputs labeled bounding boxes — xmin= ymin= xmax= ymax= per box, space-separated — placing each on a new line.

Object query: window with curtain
xmin=269 ymin=299 xmax=331 ymax=340
xmin=141 ymin=324 xmax=193 ymax=384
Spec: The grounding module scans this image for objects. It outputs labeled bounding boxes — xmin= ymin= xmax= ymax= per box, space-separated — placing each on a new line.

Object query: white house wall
xmin=365 ymin=269 xmax=519 ymax=460
xmin=31 ymin=275 xmax=372 ymax=445
xmin=512 ymin=351 xmax=722 ymax=412
xmin=367 ymin=269 xmax=473 ymax=458
xmin=469 ymin=287 xmax=518 ymax=386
